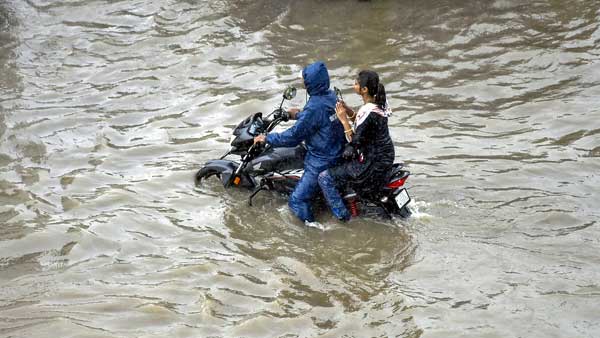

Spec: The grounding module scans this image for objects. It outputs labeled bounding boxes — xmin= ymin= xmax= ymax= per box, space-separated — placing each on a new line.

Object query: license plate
xmin=394 ymin=189 xmax=411 ymax=209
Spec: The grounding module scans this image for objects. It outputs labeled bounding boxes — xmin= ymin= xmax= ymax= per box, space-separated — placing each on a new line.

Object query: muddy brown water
xmin=1 ymin=1 xmax=599 ymax=337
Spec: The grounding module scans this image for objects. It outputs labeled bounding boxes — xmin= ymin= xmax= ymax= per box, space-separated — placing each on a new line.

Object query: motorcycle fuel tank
xmin=246 ymin=145 xmax=306 ymax=175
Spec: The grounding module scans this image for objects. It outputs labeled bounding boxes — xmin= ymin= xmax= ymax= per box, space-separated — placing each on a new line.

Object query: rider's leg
xmin=288 ymin=164 xmax=321 ymax=223
xmin=318 ymin=169 xmax=350 ymax=221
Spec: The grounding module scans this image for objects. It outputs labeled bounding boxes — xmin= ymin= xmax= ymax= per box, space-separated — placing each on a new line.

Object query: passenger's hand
xmin=339 ymin=100 xmax=349 ymax=110
xmin=336 ymin=102 xmax=348 ymax=122
xmin=339 ymin=101 xmax=355 ymax=119
xmin=287 ymin=108 xmax=301 ymax=120
xmin=253 ymin=134 xmax=266 ymax=144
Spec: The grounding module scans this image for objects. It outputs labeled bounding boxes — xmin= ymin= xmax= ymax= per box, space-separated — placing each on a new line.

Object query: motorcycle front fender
xmin=195 ymin=159 xmax=255 ymax=189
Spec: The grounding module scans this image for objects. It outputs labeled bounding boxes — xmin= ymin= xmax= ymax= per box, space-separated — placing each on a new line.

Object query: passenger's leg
xmin=318 ymin=169 xmax=350 ymax=221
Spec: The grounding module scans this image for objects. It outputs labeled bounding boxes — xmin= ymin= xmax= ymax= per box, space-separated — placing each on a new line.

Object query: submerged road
xmin=1 ymin=1 xmax=599 ymax=337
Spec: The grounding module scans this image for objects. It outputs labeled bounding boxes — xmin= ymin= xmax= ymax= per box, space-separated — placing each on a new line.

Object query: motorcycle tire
xmin=195 ymin=168 xmax=221 ymax=185
xmin=398 ymin=205 xmax=412 ymax=218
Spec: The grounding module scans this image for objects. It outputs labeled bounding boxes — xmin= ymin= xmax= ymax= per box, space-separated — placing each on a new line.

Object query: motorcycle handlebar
xmin=272 ymin=108 xmax=290 ymax=122
xmin=261 ymin=109 xmax=289 ymax=133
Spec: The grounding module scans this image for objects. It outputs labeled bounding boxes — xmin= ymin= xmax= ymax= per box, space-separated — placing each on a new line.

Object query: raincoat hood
xmin=266 ymin=60 xmax=344 ymax=175
xmin=302 ymin=61 xmax=330 ymax=96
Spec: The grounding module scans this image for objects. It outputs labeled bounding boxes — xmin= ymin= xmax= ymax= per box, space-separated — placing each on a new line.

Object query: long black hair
xmin=357 ymin=70 xmax=387 ymax=109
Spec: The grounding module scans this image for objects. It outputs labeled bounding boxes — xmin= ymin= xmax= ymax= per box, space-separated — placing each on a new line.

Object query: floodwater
xmin=1 ymin=0 xmax=599 ymax=337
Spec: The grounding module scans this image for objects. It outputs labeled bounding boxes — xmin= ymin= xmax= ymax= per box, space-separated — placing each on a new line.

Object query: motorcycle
xmin=195 ymin=86 xmax=412 ymax=219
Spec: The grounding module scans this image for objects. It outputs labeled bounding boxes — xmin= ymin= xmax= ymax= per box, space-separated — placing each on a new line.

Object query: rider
xmin=317 ymin=70 xmax=394 ymax=221
xmin=253 ymin=61 xmax=345 ymax=223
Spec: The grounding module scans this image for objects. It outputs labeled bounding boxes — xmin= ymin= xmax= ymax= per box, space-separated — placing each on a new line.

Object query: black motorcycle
xmin=195 ymin=86 xmax=412 ymax=219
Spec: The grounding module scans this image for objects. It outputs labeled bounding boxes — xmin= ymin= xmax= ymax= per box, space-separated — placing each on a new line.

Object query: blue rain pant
xmin=289 ymin=160 xmax=330 ymax=223
xmin=317 ymin=169 xmax=351 ymax=221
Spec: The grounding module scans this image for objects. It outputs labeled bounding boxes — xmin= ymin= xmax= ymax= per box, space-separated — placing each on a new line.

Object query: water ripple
xmin=1 ymin=0 xmax=599 ymax=337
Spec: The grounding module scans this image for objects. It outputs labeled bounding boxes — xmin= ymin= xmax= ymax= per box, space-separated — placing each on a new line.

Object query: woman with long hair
xmin=318 ymin=70 xmax=394 ymax=221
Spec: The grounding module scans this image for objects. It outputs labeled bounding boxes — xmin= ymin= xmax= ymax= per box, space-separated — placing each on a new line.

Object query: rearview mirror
xmin=283 ymin=86 xmax=297 ymax=100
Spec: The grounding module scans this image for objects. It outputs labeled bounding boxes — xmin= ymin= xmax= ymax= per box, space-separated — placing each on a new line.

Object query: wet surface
xmin=1 ymin=0 xmax=599 ymax=337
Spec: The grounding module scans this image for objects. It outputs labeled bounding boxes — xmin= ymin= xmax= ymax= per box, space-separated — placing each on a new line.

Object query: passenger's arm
xmin=350 ymin=112 xmax=374 ymax=148
xmin=336 ymin=102 xmax=354 ymax=142
xmin=339 ymin=101 xmax=356 ymax=122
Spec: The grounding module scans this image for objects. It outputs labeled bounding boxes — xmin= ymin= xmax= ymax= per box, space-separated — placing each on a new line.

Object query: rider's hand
xmin=287 ymin=108 xmax=301 ymax=120
xmin=253 ymin=134 xmax=266 ymax=145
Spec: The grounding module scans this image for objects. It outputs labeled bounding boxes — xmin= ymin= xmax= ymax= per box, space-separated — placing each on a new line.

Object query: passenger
xmin=254 ymin=61 xmax=345 ymax=223
xmin=318 ymin=70 xmax=394 ymax=221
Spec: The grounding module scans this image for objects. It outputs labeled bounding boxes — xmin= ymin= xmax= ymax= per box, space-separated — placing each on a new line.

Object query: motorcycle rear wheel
xmin=398 ymin=205 xmax=412 ymax=218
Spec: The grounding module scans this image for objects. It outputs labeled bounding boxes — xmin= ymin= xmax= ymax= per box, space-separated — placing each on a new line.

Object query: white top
xmin=346 ymin=103 xmax=392 ymax=142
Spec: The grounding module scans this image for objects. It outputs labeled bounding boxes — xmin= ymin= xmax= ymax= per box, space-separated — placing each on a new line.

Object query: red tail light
xmin=386 ymin=177 xmax=407 ymax=189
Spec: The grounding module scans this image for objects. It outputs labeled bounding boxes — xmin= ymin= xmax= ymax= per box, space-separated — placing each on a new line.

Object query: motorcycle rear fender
xmin=195 ymin=159 xmax=255 ymax=188
xmin=389 ymin=163 xmax=409 ymax=179
xmin=381 ymin=165 xmax=410 ymax=197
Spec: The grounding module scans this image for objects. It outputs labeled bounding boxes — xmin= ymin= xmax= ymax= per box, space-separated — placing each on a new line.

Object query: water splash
xmin=406 ymin=199 xmax=434 ymax=221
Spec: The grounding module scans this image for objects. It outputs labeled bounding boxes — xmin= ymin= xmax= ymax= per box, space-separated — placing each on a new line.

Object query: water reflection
xmin=0 ymin=2 xmax=21 ymax=95
xmin=0 ymin=2 xmax=32 ymax=251
xmin=204 ymin=195 xmax=419 ymax=333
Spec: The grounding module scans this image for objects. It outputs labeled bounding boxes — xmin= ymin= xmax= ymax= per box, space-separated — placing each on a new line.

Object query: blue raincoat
xmin=266 ymin=61 xmax=345 ymax=222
